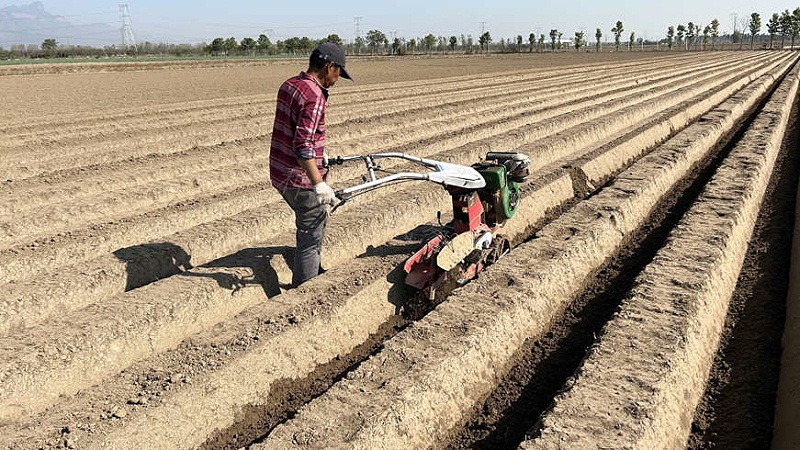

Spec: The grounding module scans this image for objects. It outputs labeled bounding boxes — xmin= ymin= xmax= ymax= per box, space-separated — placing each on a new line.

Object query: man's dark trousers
xmin=280 ymin=188 xmax=328 ymax=287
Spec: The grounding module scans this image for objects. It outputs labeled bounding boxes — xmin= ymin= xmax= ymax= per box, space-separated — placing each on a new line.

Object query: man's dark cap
xmin=311 ymin=42 xmax=352 ymax=80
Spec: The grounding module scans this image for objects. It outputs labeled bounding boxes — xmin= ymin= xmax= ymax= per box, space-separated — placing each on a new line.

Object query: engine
xmin=473 ymin=152 xmax=531 ymax=228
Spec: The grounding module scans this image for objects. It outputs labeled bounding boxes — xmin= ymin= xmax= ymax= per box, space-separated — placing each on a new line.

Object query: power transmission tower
xmin=354 ymin=16 xmax=363 ymax=40
xmin=119 ymin=3 xmax=137 ymax=52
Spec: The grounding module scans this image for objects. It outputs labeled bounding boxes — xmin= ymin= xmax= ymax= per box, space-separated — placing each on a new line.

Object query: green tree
xmin=702 ymin=25 xmax=711 ymax=50
xmin=538 ymin=33 xmax=545 ymax=52
xmin=574 ymin=31 xmax=585 ymax=51
xmin=283 ymin=37 xmax=302 ymax=54
xmin=239 ymin=37 xmax=256 ymax=55
xmin=437 ymin=36 xmax=447 ymax=52
xmin=549 ymin=29 xmax=559 ymax=51
xmin=256 ymin=34 xmax=273 ymax=55
xmin=41 ymin=38 xmax=57 ymax=52
xmin=595 ymin=27 xmax=602 ymax=52
xmin=478 ymin=31 xmax=491 ymax=53
xmin=224 ymin=36 xmax=238 ymax=55
xmin=768 ymin=13 xmax=780 ymax=49
xmin=390 ymin=37 xmax=400 ymax=55
xmin=41 ymin=38 xmax=58 ymax=57
xmin=408 ymin=38 xmax=416 ymax=54
xmin=676 ymin=24 xmax=686 ymax=50
xmin=354 ymin=36 xmax=365 ymax=54
xmin=529 ymin=32 xmax=535 ymax=52
xmin=666 ymin=26 xmax=675 ymax=50
xmin=780 ymin=9 xmax=793 ymax=49
xmin=749 ymin=13 xmax=761 ymax=50
xmin=208 ymin=37 xmax=225 ymax=55
xmin=449 ymin=36 xmax=458 ymax=52
xmin=791 ymin=8 xmax=800 ymax=49
xmin=516 ymin=35 xmax=523 ymax=52
xmin=710 ymin=19 xmax=719 ymax=50
xmin=366 ymin=29 xmax=387 ymax=54
xmin=686 ymin=22 xmax=696 ymax=50
xmin=300 ymin=37 xmax=313 ymax=53
xmin=611 ymin=20 xmax=624 ymax=51
xmin=629 ymin=31 xmax=635 ymax=50
xmin=424 ymin=33 xmax=437 ymax=53
xmin=321 ymin=34 xmax=343 ymax=46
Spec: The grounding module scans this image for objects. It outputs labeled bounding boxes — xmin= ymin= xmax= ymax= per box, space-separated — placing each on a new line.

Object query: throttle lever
xmin=330 ymin=190 xmax=347 ymax=215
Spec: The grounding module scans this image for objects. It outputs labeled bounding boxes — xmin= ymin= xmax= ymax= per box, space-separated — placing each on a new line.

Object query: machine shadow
xmin=355 ymin=224 xmax=444 ymax=315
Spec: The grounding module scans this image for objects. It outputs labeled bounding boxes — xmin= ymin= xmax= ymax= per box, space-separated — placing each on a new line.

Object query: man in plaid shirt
xmin=270 ymin=42 xmax=352 ymax=287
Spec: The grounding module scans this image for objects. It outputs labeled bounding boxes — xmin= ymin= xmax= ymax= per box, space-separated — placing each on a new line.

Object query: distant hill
xmin=0 ymin=2 xmax=118 ymax=48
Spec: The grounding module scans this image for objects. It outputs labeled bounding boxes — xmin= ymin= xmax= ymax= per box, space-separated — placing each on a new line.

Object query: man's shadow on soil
xmin=112 ymin=223 xmax=442 ymax=309
xmin=185 ymin=246 xmax=294 ymax=297
xmin=113 ymin=242 xmax=293 ymax=298
xmin=113 ymin=242 xmax=194 ymax=291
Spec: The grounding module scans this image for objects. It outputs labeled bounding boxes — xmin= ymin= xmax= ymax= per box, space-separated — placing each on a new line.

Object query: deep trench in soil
xmin=444 ymin=83 xmax=781 ymax=449
xmin=686 ymin=88 xmax=800 ymax=450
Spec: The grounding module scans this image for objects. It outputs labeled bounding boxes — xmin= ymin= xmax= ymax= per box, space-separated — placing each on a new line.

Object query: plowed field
xmin=1 ymin=51 xmax=799 ymax=449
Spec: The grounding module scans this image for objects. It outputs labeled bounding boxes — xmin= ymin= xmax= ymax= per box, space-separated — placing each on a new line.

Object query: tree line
xmin=661 ymin=10 xmax=800 ymax=51
xmin=2 ymin=8 xmax=799 ymax=60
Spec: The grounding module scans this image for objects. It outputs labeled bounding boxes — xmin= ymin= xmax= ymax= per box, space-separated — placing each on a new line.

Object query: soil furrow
xmin=529 ymin=58 xmax=799 ymax=450
xmin=0 ymin=52 xmax=707 ymax=136
xmin=448 ymin=56 xmax=799 ymax=450
xmin=0 ymin=55 xmax=709 ymax=217
xmin=0 ymin=54 xmax=753 ymax=181
xmin=252 ymin=56 xmax=791 ymax=450
xmin=0 ymin=162 xmax=268 ymax=248
xmin=0 ymin=52 xmax=736 ymax=220
xmin=1 ymin=53 xmax=768 ymax=450
xmin=1 ymin=53 xmax=794 ymax=450
xmin=0 ymin=55 xmax=782 ymax=338
xmin=0 ymin=54 xmax=759 ymax=280
xmin=691 ymin=71 xmax=800 ymax=450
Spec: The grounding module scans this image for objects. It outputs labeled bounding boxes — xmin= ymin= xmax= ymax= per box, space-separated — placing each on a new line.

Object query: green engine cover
xmin=479 ymin=165 xmax=506 ymax=191
xmin=475 ymin=164 xmax=521 ymax=224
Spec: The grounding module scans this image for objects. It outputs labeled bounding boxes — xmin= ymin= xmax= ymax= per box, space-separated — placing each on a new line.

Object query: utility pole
xmin=119 ymin=3 xmax=137 ymax=52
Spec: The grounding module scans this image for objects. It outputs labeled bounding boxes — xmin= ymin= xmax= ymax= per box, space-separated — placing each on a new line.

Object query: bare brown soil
xmin=0 ymin=51 xmax=797 ymax=449
xmin=687 ymin=75 xmax=800 ymax=450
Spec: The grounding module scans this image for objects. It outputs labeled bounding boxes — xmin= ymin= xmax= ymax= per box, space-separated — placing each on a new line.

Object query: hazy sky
xmin=2 ymin=0 xmax=796 ymax=44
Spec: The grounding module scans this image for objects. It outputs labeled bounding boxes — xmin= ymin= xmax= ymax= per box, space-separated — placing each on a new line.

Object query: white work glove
xmin=322 ymin=152 xmax=330 ymax=168
xmin=314 ymin=182 xmax=337 ymax=206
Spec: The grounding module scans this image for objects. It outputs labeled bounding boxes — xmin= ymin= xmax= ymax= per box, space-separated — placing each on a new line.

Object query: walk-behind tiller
xmin=329 ymin=152 xmax=530 ymax=316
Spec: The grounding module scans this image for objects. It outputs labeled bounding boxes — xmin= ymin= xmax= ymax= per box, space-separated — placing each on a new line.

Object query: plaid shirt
xmin=269 ymin=71 xmax=329 ymax=192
